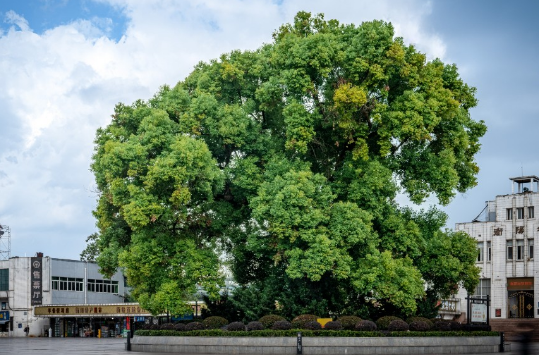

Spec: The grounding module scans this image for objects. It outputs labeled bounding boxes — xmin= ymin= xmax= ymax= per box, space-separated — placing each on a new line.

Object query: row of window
xmin=52 ymin=277 xmax=119 ymax=294
xmin=506 ymin=207 xmax=535 ymax=220
xmin=477 ymin=240 xmax=534 ymax=262
xmin=0 ymin=269 xmax=7 ymax=291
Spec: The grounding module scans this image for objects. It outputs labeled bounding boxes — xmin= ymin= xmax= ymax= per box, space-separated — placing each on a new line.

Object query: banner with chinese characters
xmin=471 ymin=303 xmax=488 ymax=323
xmin=34 ymin=303 xmax=153 ymax=317
xmin=30 ymin=257 xmax=42 ymax=305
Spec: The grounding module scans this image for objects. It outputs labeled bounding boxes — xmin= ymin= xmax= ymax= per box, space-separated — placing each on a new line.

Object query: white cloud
xmin=4 ymin=10 xmax=30 ymax=32
xmin=0 ymin=0 xmax=446 ymax=259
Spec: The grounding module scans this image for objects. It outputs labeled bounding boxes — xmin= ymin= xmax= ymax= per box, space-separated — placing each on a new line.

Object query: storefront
xmin=34 ymin=303 xmax=152 ymax=337
xmin=507 ymin=277 xmax=534 ymax=318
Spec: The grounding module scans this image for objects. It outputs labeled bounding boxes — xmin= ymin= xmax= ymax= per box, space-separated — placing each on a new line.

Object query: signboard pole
xmin=486 ymin=295 xmax=490 ymax=326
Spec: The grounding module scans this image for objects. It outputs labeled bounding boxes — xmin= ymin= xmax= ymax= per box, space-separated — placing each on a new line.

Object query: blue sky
xmin=0 ymin=0 xmax=538 ymax=259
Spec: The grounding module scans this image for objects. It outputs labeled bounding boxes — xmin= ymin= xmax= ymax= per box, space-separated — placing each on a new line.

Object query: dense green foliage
xmin=134 ymin=329 xmax=498 ymax=337
xmin=89 ymin=11 xmax=485 ymax=317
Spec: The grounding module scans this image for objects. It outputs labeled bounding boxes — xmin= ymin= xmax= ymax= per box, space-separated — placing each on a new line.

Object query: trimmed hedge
xmin=336 ymin=316 xmax=362 ymax=330
xmin=356 ymin=320 xmax=377 ymax=331
xmin=291 ymin=314 xmax=318 ymax=329
xmin=324 ymin=321 xmax=343 ymax=331
xmin=272 ymin=320 xmax=292 ymax=330
xmin=203 ymin=316 xmax=228 ymax=329
xmin=376 ymin=316 xmax=402 ymax=330
xmin=247 ymin=321 xmax=264 ymax=331
xmin=303 ymin=321 xmax=322 ymax=330
xmin=388 ymin=320 xmax=409 ymax=331
xmin=227 ymin=322 xmax=246 ymax=331
xmin=259 ymin=315 xmax=286 ymax=329
xmin=135 ymin=329 xmax=499 ymax=337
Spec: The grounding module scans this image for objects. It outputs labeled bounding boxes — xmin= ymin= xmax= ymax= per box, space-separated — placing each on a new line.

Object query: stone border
xmin=130 ymin=335 xmax=503 ymax=354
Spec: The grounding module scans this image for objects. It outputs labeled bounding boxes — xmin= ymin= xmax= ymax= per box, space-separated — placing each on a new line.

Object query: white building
xmin=452 ymin=176 xmax=539 ymax=320
xmin=0 ymin=254 xmax=129 ymax=337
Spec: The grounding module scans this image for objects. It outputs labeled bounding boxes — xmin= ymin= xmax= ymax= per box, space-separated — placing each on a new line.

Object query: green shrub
xmin=336 ymin=316 xmax=362 ymax=330
xmin=324 ymin=321 xmax=343 ymax=331
xmin=303 ymin=321 xmax=322 ymax=330
xmin=185 ymin=322 xmax=205 ymax=331
xmin=174 ymin=323 xmax=186 ymax=332
xmin=356 ymin=320 xmax=377 ymax=331
xmin=247 ymin=321 xmax=264 ymax=331
xmin=433 ymin=321 xmax=451 ymax=331
xmin=376 ymin=316 xmax=402 ymax=330
xmin=449 ymin=321 xmax=462 ymax=331
xmin=406 ymin=317 xmax=433 ymax=329
xmin=160 ymin=323 xmax=175 ymax=330
xmin=409 ymin=321 xmax=430 ymax=331
xmin=259 ymin=315 xmax=286 ymax=329
xmin=388 ymin=320 xmax=409 ymax=331
xmin=227 ymin=322 xmax=246 ymax=331
xmin=291 ymin=314 xmax=318 ymax=329
xmin=272 ymin=320 xmax=292 ymax=330
xmin=134 ymin=329 xmax=499 ymax=337
xmin=203 ymin=316 xmax=228 ymax=329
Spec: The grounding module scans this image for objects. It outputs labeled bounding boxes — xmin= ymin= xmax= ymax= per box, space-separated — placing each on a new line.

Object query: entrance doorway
xmin=508 ymin=291 xmax=534 ymax=318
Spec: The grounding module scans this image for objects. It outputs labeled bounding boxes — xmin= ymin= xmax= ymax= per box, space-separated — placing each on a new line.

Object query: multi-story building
xmin=0 ymin=254 xmax=132 ymax=337
xmin=452 ymin=175 xmax=539 ymax=320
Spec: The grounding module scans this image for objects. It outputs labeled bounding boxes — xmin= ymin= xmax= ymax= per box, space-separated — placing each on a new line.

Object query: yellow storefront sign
xmin=34 ymin=303 xmax=152 ymax=317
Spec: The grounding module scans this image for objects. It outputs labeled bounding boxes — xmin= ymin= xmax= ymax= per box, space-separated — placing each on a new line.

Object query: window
xmin=52 ymin=276 xmax=83 ymax=291
xmin=87 ymin=279 xmax=119 ymax=294
xmin=517 ymin=240 xmax=524 ymax=260
xmin=0 ymin=269 xmax=8 ymax=291
xmin=474 ymin=279 xmax=491 ymax=299
xmin=529 ymin=239 xmax=534 ymax=260
xmin=477 ymin=242 xmax=484 ymax=262
xmin=507 ymin=240 xmax=513 ymax=260
xmin=487 ymin=241 xmax=492 ymax=261
xmin=507 ymin=208 xmax=513 ymax=220
xmin=517 ymin=208 xmax=524 ymax=219
xmin=529 ymin=207 xmax=535 ymax=219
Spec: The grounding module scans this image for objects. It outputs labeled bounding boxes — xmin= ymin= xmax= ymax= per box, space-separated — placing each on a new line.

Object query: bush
xmin=203 ymin=316 xmax=228 ymax=329
xmin=150 ymin=324 xmax=160 ymax=330
xmin=388 ymin=320 xmax=409 ymax=331
xmin=336 ymin=316 xmax=362 ymax=330
xmin=432 ymin=321 xmax=451 ymax=331
xmin=355 ymin=320 xmax=377 ymax=331
xmin=227 ymin=322 xmax=246 ymax=331
xmin=324 ymin=321 xmax=343 ymax=331
xmin=174 ymin=323 xmax=186 ymax=332
xmin=303 ymin=321 xmax=322 ymax=330
xmin=246 ymin=321 xmax=264 ymax=331
xmin=185 ymin=322 xmax=205 ymax=331
xmin=406 ymin=317 xmax=433 ymax=329
xmin=259 ymin=315 xmax=286 ymax=329
xmin=160 ymin=323 xmax=175 ymax=330
xmin=376 ymin=316 xmax=402 ymax=330
xmin=409 ymin=321 xmax=430 ymax=331
xmin=449 ymin=321 xmax=462 ymax=331
xmin=291 ymin=314 xmax=319 ymax=329
xmin=272 ymin=320 xmax=292 ymax=330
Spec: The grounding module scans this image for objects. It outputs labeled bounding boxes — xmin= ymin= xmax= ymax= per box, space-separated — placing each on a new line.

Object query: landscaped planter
xmin=130 ymin=335 xmax=503 ymax=354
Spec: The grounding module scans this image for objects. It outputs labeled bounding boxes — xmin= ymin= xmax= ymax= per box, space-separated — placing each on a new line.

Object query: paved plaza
xmin=0 ymin=337 xmax=537 ymax=355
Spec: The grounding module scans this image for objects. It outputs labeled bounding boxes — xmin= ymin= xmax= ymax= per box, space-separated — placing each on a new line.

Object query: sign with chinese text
xmin=0 ymin=311 xmax=9 ymax=321
xmin=471 ymin=303 xmax=487 ymax=323
xmin=30 ymin=257 xmax=42 ymax=305
xmin=507 ymin=278 xmax=534 ymax=290
xmin=34 ymin=303 xmax=152 ymax=317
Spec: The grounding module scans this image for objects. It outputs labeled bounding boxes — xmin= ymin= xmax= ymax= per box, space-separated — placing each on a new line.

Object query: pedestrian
xmin=24 ymin=325 xmax=29 ymax=336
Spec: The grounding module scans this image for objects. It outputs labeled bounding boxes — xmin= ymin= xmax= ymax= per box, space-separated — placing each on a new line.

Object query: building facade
xmin=452 ymin=176 xmax=539 ymax=320
xmin=0 ymin=254 xmax=129 ymax=337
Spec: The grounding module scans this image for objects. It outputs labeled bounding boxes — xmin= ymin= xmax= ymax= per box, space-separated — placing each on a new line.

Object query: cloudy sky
xmin=0 ymin=0 xmax=538 ymax=260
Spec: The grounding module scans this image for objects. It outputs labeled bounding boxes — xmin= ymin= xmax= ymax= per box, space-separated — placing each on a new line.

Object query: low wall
xmin=130 ymin=335 xmax=503 ymax=354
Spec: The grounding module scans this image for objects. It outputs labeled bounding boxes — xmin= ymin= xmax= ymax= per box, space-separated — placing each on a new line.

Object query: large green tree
xmin=89 ymin=12 xmax=484 ymax=318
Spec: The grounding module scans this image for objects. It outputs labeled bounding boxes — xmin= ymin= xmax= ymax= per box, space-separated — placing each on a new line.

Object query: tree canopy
xmin=89 ymin=12 xmax=485 ymax=318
